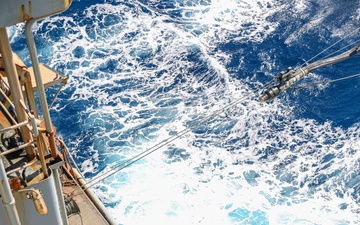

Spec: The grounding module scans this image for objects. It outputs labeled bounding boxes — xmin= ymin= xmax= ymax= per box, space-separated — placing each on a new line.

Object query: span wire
xmin=78 ymin=78 xmax=277 ymax=191
xmin=87 ymin=31 xmax=360 ymax=186
xmin=301 ymin=28 xmax=360 ymax=67
xmin=316 ymin=38 xmax=360 ymax=62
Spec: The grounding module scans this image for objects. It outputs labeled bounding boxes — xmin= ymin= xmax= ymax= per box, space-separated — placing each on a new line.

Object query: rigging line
xmin=327 ymin=73 xmax=360 ymax=83
xmin=81 ymin=92 xmax=255 ymax=191
xmin=300 ymin=27 xmax=360 ymax=67
xmin=316 ymin=38 xmax=360 ymax=62
xmin=289 ymin=73 xmax=360 ymax=90
xmin=57 ymin=137 xmax=85 ymax=180
xmin=78 ymin=78 xmax=278 ymax=191
xmin=83 ymin=95 xmax=255 ymax=191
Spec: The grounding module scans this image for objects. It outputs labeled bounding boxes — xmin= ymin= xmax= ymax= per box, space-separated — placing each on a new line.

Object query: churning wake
xmin=9 ymin=0 xmax=360 ymax=224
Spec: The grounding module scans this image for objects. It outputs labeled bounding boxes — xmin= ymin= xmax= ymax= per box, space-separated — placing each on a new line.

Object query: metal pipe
xmin=0 ymin=157 xmax=21 ymax=225
xmin=23 ymin=71 xmax=39 ymax=117
xmin=0 ymin=120 xmax=28 ymax=135
xmin=0 ymin=84 xmax=15 ymax=109
xmin=0 ymin=141 xmax=34 ymax=157
xmin=0 ymin=27 xmax=35 ymax=160
xmin=5 ymin=159 xmax=37 ymax=176
xmin=31 ymin=116 xmax=48 ymax=178
xmin=0 ymin=100 xmax=17 ymax=125
xmin=48 ymin=133 xmax=58 ymax=159
xmin=25 ymin=18 xmax=58 ymax=159
xmin=49 ymin=161 xmax=69 ymax=225
xmin=49 ymin=82 xmax=65 ymax=109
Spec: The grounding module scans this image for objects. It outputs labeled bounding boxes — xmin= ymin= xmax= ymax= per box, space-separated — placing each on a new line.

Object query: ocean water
xmin=8 ymin=0 xmax=360 ymax=224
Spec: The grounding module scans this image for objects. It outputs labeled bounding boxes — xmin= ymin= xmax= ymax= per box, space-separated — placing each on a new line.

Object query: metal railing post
xmin=49 ymin=161 xmax=69 ymax=225
xmin=0 ymin=159 xmax=21 ymax=225
xmin=25 ymin=18 xmax=58 ymax=159
xmin=0 ymin=27 xmax=35 ymax=160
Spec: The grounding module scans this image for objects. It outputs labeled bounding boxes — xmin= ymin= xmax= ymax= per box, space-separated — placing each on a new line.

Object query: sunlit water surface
xmin=9 ymin=0 xmax=360 ymax=224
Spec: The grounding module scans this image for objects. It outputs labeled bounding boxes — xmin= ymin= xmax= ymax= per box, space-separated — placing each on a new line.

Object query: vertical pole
xmin=49 ymin=161 xmax=69 ymax=225
xmin=0 ymin=28 xmax=35 ymax=160
xmin=23 ymin=71 xmax=39 ymax=117
xmin=30 ymin=116 xmax=48 ymax=178
xmin=0 ymin=159 xmax=21 ymax=225
xmin=25 ymin=19 xmax=58 ymax=159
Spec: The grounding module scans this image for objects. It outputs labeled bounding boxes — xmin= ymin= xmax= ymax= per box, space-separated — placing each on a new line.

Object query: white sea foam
xmin=9 ymin=0 xmax=360 ymax=224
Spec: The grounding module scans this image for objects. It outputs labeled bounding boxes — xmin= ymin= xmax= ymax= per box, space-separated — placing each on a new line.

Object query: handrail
xmin=0 ymin=141 xmax=35 ymax=156
xmin=0 ymin=116 xmax=49 ymax=178
xmin=0 ymin=100 xmax=17 ymax=125
xmin=0 ymin=120 xmax=28 ymax=135
xmin=0 ymin=154 xmax=21 ymax=224
xmin=0 ymin=28 xmax=34 ymax=160
xmin=0 ymin=76 xmax=12 ymax=105
xmin=57 ymin=138 xmax=85 ymax=180
xmin=5 ymin=158 xmax=37 ymax=175
xmin=19 ymin=99 xmax=32 ymax=118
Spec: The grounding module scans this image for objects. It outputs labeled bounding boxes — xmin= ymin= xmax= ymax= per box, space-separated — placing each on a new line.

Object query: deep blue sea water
xmin=9 ymin=0 xmax=360 ymax=224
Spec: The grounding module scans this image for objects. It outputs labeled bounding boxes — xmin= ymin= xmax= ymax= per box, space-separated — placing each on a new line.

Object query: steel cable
xmin=78 ymin=78 xmax=277 ymax=191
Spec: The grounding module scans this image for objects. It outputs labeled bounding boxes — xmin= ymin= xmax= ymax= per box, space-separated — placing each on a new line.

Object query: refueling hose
xmin=259 ymin=42 xmax=360 ymax=102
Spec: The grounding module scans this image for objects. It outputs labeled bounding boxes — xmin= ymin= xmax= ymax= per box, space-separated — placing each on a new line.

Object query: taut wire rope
xmin=290 ymin=73 xmax=360 ymax=90
xmin=70 ymin=29 xmax=360 ymax=194
xmin=300 ymin=27 xmax=360 ymax=67
xmin=72 ymin=78 xmax=277 ymax=193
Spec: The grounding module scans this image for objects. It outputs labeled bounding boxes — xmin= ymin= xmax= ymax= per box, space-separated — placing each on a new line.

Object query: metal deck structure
xmin=0 ymin=1 xmax=115 ymax=224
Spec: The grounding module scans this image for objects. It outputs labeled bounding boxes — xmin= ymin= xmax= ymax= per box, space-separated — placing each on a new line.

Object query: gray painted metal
xmin=12 ymin=171 xmax=63 ymax=225
xmin=0 ymin=0 xmax=72 ymax=28
xmin=0 ymin=171 xmax=64 ymax=225
xmin=0 ymin=158 xmax=21 ymax=225
xmin=50 ymin=161 xmax=69 ymax=225
xmin=25 ymin=19 xmax=54 ymax=135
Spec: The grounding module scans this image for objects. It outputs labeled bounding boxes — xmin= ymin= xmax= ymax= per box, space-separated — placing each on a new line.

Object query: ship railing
xmin=56 ymin=137 xmax=85 ymax=180
xmin=0 ymin=75 xmax=10 ymax=103
xmin=0 ymin=102 xmax=50 ymax=180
